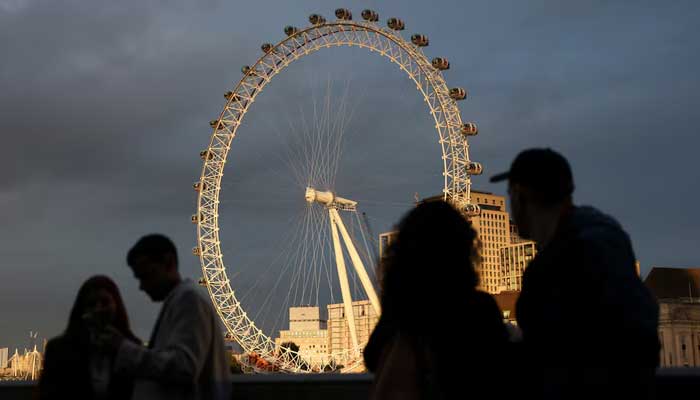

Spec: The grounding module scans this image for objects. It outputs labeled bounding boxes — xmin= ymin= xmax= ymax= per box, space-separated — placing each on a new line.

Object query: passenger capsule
xmin=449 ymin=87 xmax=467 ymax=100
xmin=284 ymin=25 xmax=298 ymax=36
xmin=466 ymin=162 xmax=483 ymax=175
xmin=193 ymin=181 xmax=207 ymax=192
xmin=261 ymin=43 xmax=273 ymax=53
xmin=411 ymin=34 xmax=429 ymax=46
xmin=200 ymin=150 xmax=213 ymax=161
xmin=431 ymin=57 xmax=450 ymax=70
xmin=361 ymin=9 xmax=379 ymax=22
xmin=335 ymin=8 xmax=352 ymax=20
xmin=198 ymin=277 xmax=207 ymax=286
xmin=387 ymin=18 xmax=405 ymax=30
xmin=463 ymin=204 xmax=481 ymax=217
xmin=193 ymin=247 xmax=201 ymax=256
xmin=191 ymin=213 xmax=205 ymax=224
xmin=210 ymin=120 xmax=227 ymax=130
xmin=241 ymin=65 xmax=252 ymax=75
xmin=460 ymin=122 xmax=478 ymax=136
xmin=224 ymin=91 xmax=240 ymax=101
xmin=309 ymin=14 xmax=326 ymax=25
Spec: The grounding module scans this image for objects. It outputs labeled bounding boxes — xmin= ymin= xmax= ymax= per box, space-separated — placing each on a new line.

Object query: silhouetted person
xmin=104 ymin=234 xmax=231 ymax=400
xmin=491 ymin=148 xmax=659 ymax=399
xmin=39 ymin=275 xmax=140 ymax=400
xmin=364 ymin=201 xmax=509 ymax=400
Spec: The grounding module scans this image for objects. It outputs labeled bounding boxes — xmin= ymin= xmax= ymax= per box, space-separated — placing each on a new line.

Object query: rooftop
xmin=644 ymin=267 xmax=700 ymax=300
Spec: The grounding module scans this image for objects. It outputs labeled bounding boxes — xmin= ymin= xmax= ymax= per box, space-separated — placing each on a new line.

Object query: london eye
xmin=193 ymin=8 xmax=482 ymax=372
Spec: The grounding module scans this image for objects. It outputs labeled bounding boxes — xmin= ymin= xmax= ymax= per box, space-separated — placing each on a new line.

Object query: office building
xmin=327 ymin=300 xmax=379 ymax=357
xmin=645 ymin=267 xmax=700 ymax=367
xmin=275 ymin=306 xmax=329 ymax=365
xmin=499 ymin=241 xmax=537 ymax=292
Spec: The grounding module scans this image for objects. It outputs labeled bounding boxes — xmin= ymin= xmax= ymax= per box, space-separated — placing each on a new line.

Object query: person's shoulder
xmin=45 ymin=335 xmax=70 ymax=352
xmin=174 ymin=280 xmax=216 ymax=312
xmin=173 ymin=280 xmax=204 ymax=300
xmin=471 ymin=290 xmax=498 ymax=306
xmin=44 ymin=334 xmax=84 ymax=363
xmin=470 ymin=291 xmax=506 ymax=320
xmin=570 ymin=206 xmax=629 ymax=244
xmin=466 ymin=291 xmax=509 ymax=341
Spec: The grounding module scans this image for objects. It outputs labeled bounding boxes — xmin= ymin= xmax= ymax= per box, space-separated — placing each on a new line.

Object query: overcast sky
xmin=1 ymin=0 xmax=699 ymax=350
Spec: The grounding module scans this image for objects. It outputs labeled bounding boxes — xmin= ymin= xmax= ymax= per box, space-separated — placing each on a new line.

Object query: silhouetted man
xmin=109 ymin=234 xmax=231 ymax=400
xmin=491 ymin=148 xmax=659 ymax=399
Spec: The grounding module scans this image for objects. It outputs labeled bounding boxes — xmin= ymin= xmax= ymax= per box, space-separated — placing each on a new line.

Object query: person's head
xmin=127 ymin=234 xmax=181 ymax=302
xmin=490 ymin=148 xmax=574 ymax=239
xmin=66 ymin=275 xmax=138 ymax=342
xmin=379 ymin=200 xmax=479 ymax=330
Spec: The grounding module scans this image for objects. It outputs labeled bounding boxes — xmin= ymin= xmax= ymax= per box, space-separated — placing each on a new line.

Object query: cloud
xmin=2 ymin=0 xmax=699 ymax=348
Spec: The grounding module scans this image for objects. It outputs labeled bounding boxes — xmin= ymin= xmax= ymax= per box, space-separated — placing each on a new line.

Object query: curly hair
xmin=378 ymin=200 xmax=480 ymax=334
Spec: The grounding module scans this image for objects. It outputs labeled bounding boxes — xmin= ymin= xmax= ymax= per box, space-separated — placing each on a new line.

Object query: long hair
xmin=65 ymin=275 xmax=140 ymax=344
xmin=378 ymin=200 xmax=479 ymax=334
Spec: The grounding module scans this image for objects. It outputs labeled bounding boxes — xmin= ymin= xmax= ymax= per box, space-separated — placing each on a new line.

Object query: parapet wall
xmin=2 ymin=369 xmax=700 ymax=400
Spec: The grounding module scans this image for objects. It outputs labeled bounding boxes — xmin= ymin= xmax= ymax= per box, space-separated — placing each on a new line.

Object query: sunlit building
xmin=379 ymin=191 xmax=518 ymax=294
xmin=5 ymin=346 xmax=42 ymax=380
xmin=468 ymin=191 xmax=512 ymax=294
xmin=275 ymin=306 xmax=328 ymax=365
xmin=327 ymin=300 xmax=379 ymax=357
xmin=499 ymin=241 xmax=537 ymax=292
xmin=645 ymin=267 xmax=700 ymax=367
xmin=0 ymin=348 xmax=8 ymax=369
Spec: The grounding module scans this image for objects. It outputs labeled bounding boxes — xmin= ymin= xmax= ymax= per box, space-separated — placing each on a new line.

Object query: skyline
xmin=2 ymin=0 xmax=700 ymax=349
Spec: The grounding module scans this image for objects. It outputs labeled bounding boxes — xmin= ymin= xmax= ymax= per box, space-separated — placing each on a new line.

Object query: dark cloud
xmin=1 ymin=0 xmax=699 ymax=348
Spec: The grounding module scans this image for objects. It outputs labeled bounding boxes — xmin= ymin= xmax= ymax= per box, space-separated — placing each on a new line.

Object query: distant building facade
xmin=275 ymin=306 xmax=328 ymax=365
xmin=275 ymin=301 xmax=379 ymax=367
xmin=467 ymin=191 xmax=512 ymax=294
xmin=327 ymin=300 xmax=379 ymax=357
xmin=657 ymin=300 xmax=700 ymax=367
xmin=499 ymin=241 xmax=537 ymax=292
xmin=379 ymin=191 xmax=534 ymax=295
xmin=0 ymin=348 xmax=7 ymax=369
xmin=645 ymin=267 xmax=700 ymax=367
xmin=5 ymin=347 xmax=42 ymax=380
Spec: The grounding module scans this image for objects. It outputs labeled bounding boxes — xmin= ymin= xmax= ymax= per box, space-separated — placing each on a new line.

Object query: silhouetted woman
xmin=364 ymin=201 xmax=509 ymax=400
xmin=39 ymin=275 xmax=141 ymax=400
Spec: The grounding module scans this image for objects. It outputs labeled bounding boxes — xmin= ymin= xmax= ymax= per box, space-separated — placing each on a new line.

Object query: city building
xmin=275 ymin=306 xmax=329 ymax=365
xmin=380 ymin=191 xmax=526 ymax=294
xmin=0 ymin=348 xmax=7 ymax=369
xmin=467 ymin=191 xmax=512 ymax=294
xmin=327 ymin=300 xmax=379 ymax=357
xmin=509 ymin=221 xmax=525 ymax=244
xmin=644 ymin=267 xmax=700 ymax=367
xmin=499 ymin=241 xmax=537 ymax=292
xmin=5 ymin=346 xmax=42 ymax=380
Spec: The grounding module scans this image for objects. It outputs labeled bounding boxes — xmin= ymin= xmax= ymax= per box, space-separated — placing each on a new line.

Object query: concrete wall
xmin=3 ymin=370 xmax=700 ymax=400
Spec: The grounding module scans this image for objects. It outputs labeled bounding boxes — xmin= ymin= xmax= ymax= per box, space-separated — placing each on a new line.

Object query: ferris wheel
xmin=193 ymin=8 xmax=482 ymax=373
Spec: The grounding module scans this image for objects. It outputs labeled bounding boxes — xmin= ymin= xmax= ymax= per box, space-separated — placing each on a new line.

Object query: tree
xmin=279 ymin=341 xmax=300 ymax=353
xmin=279 ymin=341 xmax=310 ymax=371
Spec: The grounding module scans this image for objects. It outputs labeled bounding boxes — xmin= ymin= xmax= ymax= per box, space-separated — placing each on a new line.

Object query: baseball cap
xmin=490 ymin=148 xmax=574 ymax=202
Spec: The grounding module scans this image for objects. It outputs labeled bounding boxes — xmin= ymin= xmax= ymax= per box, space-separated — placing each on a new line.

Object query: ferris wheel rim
xmin=195 ymin=16 xmax=477 ymax=373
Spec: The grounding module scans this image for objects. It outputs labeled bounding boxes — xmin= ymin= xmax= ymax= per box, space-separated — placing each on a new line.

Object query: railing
xmin=2 ymin=369 xmax=700 ymax=400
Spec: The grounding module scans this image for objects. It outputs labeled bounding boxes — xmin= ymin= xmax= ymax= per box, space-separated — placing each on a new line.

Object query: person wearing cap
xmin=491 ymin=148 xmax=659 ymax=399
